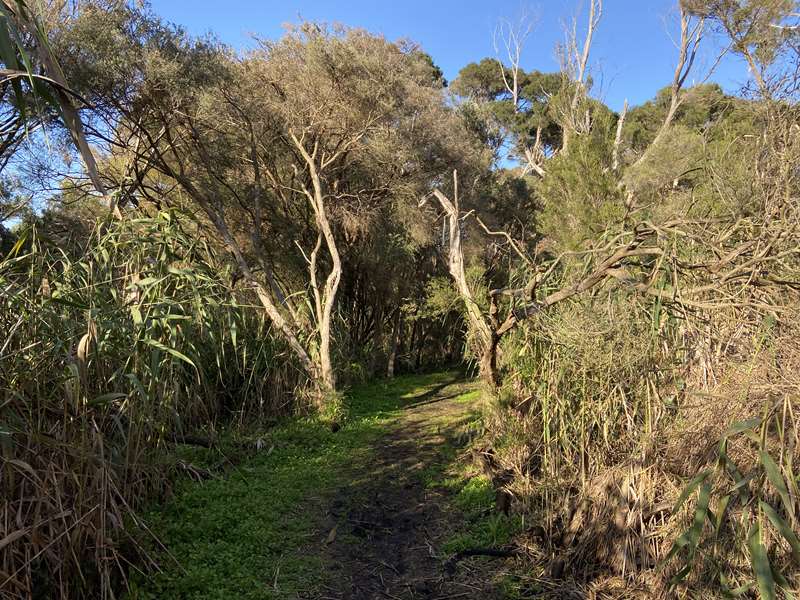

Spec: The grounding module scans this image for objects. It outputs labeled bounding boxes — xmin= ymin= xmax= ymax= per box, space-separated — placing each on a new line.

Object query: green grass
xmin=127 ymin=371 xmax=468 ymax=599
xmin=437 ymin=469 xmax=524 ymax=553
xmin=408 ymin=390 xmax=524 ymax=557
xmin=455 ymin=389 xmax=482 ymax=404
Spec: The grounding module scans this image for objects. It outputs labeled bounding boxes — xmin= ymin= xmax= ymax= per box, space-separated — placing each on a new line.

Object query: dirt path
xmin=313 ymin=377 xmax=503 ymax=600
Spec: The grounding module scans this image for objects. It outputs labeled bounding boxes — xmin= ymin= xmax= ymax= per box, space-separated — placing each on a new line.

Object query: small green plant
xmin=320 ymin=388 xmax=348 ymax=424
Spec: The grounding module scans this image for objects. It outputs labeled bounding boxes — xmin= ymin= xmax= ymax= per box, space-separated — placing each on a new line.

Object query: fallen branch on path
xmin=443 ymin=546 xmax=519 ymax=575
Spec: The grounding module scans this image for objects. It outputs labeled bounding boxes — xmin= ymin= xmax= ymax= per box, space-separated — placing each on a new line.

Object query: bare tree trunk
xmin=612 ymin=99 xmax=628 ymax=172
xmin=371 ymin=304 xmax=385 ymax=376
xmin=429 ymin=171 xmax=665 ymax=389
xmin=631 ymin=8 xmax=705 ymax=170
xmin=479 ymin=333 xmax=500 ymax=387
xmin=387 ymin=310 xmax=402 ymax=379
xmin=561 ymin=0 xmax=602 ymax=154
xmin=430 ymin=173 xmax=493 ymax=352
xmin=291 ymin=133 xmax=343 ymax=395
xmin=494 ymin=9 xmax=535 ymax=114
xmin=426 ymin=171 xmax=496 ymax=384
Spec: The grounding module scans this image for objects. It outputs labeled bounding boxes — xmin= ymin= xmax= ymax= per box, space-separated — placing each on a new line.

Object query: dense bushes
xmin=472 ymin=98 xmax=800 ymax=595
xmin=0 ymin=212 xmax=302 ymax=598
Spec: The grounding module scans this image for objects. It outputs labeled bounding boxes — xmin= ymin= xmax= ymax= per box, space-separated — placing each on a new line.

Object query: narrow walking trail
xmin=134 ymin=373 xmax=516 ymax=600
xmin=317 ymin=377 xmax=501 ymax=599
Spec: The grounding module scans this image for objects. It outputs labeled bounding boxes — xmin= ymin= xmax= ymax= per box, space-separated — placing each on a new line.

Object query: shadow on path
xmin=312 ymin=379 xmax=500 ymax=600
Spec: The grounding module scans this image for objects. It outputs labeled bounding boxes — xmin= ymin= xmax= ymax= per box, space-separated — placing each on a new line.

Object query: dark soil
xmin=313 ymin=379 xmax=503 ymax=600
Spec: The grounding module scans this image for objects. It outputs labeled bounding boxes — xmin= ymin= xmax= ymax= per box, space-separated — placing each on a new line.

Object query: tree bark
xmin=387 ymin=309 xmax=402 ymax=378
xmin=431 ymin=175 xmax=493 ymax=353
xmin=479 ymin=333 xmax=500 ymax=387
xmin=290 ymin=132 xmax=343 ymax=394
xmin=428 ymin=172 xmax=497 ymax=386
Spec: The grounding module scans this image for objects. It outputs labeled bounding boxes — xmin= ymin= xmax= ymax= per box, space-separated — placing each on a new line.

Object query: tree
xmin=438 ymin=0 xmax=799 ymax=389
xmin=682 ymin=0 xmax=800 ymax=98
xmin=451 ymin=60 xmax=564 ymax=174
xmin=58 ymin=12 xmax=485 ymax=403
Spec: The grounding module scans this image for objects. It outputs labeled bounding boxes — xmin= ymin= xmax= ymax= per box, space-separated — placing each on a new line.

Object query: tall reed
xmin=0 ymin=211 xmax=301 ymax=599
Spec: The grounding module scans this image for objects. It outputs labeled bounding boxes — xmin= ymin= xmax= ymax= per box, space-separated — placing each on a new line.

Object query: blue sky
xmin=165 ymin=1 xmax=761 ymax=111
xmin=150 ymin=1 xmax=751 ymax=111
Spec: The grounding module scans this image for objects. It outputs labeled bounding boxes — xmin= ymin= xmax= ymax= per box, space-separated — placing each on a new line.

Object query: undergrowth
xmin=0 ymin=212 xmax=300 ymax=599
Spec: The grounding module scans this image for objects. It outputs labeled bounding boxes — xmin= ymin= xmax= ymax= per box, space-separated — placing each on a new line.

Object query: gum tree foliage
xmin=45 ymin=3 xmax=491 ymax=402
xmin=451 ymin=58 xmax=565 ymax=162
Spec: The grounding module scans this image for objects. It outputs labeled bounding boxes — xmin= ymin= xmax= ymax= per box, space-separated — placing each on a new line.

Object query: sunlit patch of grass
xmin=443 ymin=513 xmax=523 ymax=554
xmin=128 ymin=372 xmax=471 ymax=599
xmin=348 ymin=370 xmax=463 ymax=412
xmin=455 ymin=389 xmax=482 ymax=404
xmin=440 ymin=474 xmax=523 ymax=553
xmin=454 ymin=476 xmax=495 ymax=512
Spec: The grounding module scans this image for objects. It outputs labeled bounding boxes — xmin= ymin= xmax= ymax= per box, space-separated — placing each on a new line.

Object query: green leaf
xmin=748 ymin=524 xmax=776 ymax=600
xmin=167 ymin=266 xmax=195 ymax=277
xmin=673 ymin=469 xmax=712 ymax=514
xmin=662 ymin=480 xmax=711 ymax=584
xmin=661 ymin=530 xmax=691 ymax=567
xmin=0 ymin=16 xmax=20 ymax=71
xmin=721 ymin=451 xmax=751 ymax=503
xmin=760 ymin=501 xmax=800 ymax=565
xmin=742 ymin=429 xmax=762 ymax=445
xmin=770 ymin=564 xmax=796 ymax=600
xmin=724 ymin=418 xmax=761 ymax=438
xmin=48 ymin=296 xmax=89 ymax=310
xmin=142 ymin=338 xmax=196 ymax=368
xmin=124 ymin=373 xmax=148 ymax=401
xmin=729 ymin=472 xmax=757 ymax=493
xmin=688 ymin=481 xmax=711 ymax=548
xmin=760 ymin=451 xmax=795 ymax=522
xmin=714 ymin=494 xmax=731 ymax=533
xmin=669 ymin=562 xmax=693 ymax=586
xmin=0 ymin=421 xmax=13 ymax=452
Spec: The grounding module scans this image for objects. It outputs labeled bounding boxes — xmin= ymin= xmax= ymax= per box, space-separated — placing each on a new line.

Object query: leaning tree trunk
xmin=429 ymin=172 xmax=495 ymax=386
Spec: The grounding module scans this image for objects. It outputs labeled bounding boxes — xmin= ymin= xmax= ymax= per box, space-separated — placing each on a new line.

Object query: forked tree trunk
xmin=290 ymin=132 xmax=342 ymax=396
xmin=427 ymin=172 xmax=496 ymax=386
xmin=431 ymin=179 xmax=493 ymax=349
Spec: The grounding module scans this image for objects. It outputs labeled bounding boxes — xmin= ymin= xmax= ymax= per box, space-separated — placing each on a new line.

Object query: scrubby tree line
xmin=0 ymin=0 xmax=799 ymax=597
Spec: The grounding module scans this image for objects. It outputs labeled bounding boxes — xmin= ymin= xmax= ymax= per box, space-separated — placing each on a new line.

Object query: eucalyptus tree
xmin=436 ymin=0 xmax=800 ymax=389
xmin=50 ymin=5 xmax=487 ymax=403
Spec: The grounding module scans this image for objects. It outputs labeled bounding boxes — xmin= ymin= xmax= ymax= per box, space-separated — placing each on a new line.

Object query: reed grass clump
xmin=0 ymin=211 xmax=302 ymax=599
